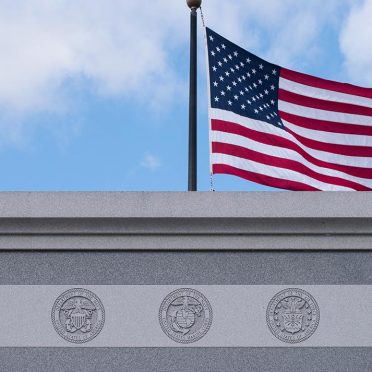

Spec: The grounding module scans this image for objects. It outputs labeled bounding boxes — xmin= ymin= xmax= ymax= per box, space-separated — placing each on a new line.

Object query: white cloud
xmin=340 ymin=0 xmax=372 ymax=85
xmin=0 ymin=0 xmax=189 ymax=115
xmin=141 ymin=153 xmax=161 ymax=172
xmin=0 ymin=0 xmax=361 ymax=145
xmin=203 ymin=0 xmax=350 ymax=68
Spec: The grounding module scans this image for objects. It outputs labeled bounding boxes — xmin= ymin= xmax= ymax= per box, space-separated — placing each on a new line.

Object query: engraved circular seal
xmin=266 ymin=288 xmax=319 ymax=343
xmin=51 ymin=288 xmax=105 ymax=344
xmin=159 ymin=288 xmax=213 ymax=344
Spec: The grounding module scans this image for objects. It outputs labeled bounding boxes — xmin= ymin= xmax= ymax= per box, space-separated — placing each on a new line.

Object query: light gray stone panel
xmin=0 ymin=285 xmax=370 ymax=347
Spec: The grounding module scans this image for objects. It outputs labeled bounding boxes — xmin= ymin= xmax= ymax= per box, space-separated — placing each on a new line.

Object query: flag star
xmin=241 ymin=104 xmax=246 ymax=109
xmin=249 ymin=85 xmax=253 ymax=90
xmin=254 ymin=109 xmax=259 ymax=114
xmin=228 ymin=54 xmax=233 ymax=59
xmin=234 ymin=51 xmax=238 ymax=57
xmin=225 ymin=71 xmax=230 ymax=77
xmin=271 ymin=85 xmax=275 ymax=90
xmin=245 ymin=87 xmax=249 ymax=92
xmin=223 ymin=58 xmax=228 ymax=63
xmin=246 ymin=57 xmax=251 ymax=63
xmin=247 ymin=100 xmax=252 ymax=105
xmin=212 ymin=66 xmax=217 ymax=72
xmin=264 ymin=90 xmax=269 ymax=95
xmin=230 ymin=68 xmax=235 ymax=73
xmin=272 ymin=69 xmax=277 ymax=75
xmin=235 ymin=65 xmax=240 ymax=70
xmin=242 ymin=76 xmax=246 ymax=80
xmin=264 ymin=74 xmax=269 ymax=80
xmin=253 ymin=83 xmax=258 ymax=88
xmin=252 ymin=68 xmax=257 ymax=74
xmin=214 ymin=96 xmax=219 ymax=102
xmin=238 ymin=78 xmax=242 ymax=83
xmin=266 ymin=115 xmax=271 ymax=120
xmin=240 ymin=62 xmax=244 ymax=67
xmin=228 ymin=100 xmax=232 ymax=105
xmin=259 ymin=106 xmax=263 ymax=111
xmin=219 ymin=76 xmax=224 ymax=81
xmin=232 ymin=81 xmax=237 ymax=86
xmin=240 ymin=90 xmax=244 ymax=95
xmin=271 ymin=99 xmax=275 ymax=105
xmin=222 ymin=44 xmax=226 ymax=49
xmin=234 ymin=95 xmax=239 ymax=100
xmin=247 ymin=73 xmax=251 ymax=78
xmin=211 ymin=51 xmax=215 ymax=56
xmin=227 ymin=85 xmax=232 ymax=91
xmin=216 ymin=47 xmax=221 ymax=52
xmin=221 ymin=91 xmax=226 ymax=96
xmin=271 ymin=114 xmax=275 ymax=118
xmin=213 ymin=81 xmax=218 ymax=87
xmin=255 ymin=95 xmax=260 ymax=100
xmin=259 ymin=93 xmax=264 ymax=98
xmin=274 ymin=112 xmax=278 ymax=116
xmin=252 ymin=97 xmax=256 ymax=102
xmin=258 ymin=80 xmax=263 ymax=85
xmin=218 ymin=61 xmax=223 ymax=67
xmin=259 ymin=64 xmax=264 ymax=70
xmin=209 ymin=35 xmax=214 ymax=41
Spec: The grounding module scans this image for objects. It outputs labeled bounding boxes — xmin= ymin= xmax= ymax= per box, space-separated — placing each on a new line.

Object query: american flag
xmin=206 ymin=27 xmax=372 ymax=191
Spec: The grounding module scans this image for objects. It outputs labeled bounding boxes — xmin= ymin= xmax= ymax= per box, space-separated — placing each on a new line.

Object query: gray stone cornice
xmin=0 ymin=192 xmax=370 ymax=250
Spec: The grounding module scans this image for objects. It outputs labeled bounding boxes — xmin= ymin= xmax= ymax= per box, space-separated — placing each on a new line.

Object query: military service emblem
xmin=51 ymin=288 xmax=105 ymax=344
xmin=266 ymin=288 xmax=320 ymax=343
xmin=159 ymin=288 xmax=213 ymax=344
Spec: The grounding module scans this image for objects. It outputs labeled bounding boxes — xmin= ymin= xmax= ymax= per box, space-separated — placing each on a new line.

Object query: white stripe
xmin=212 ymin=153 xmax=353 ymax=191
xmin=279 ymin=100 xmax=372 ymax=127
xmin=212 ymin=130 xmax=372 ymax=188
xmin=280 ymin=77 xmax=372 ymax=109
xmin=282 ymin=120 xmax=372 ymax=147
xmin=211 ymin=108 xmax=372 ymax=168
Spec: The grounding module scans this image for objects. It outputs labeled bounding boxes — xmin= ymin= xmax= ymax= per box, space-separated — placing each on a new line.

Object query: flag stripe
xmin=213 ymin=142 xmax=371 ymax=190
xmin=211 ymin=109 xmax=372 ymax=169
xmin=212 ymin=153 xmax=353 ymax=191
xmin=279 ymin=100 xmax=372 ymax=126
xmin=281 ymin=68 xmax=372 ymax=100
xmin=285 ymin=126 xmax=372 ymax=157
xmin=279 ymin=77 xmax=372 ymax=109
xmin=279 ymin=89 xmax=372 ymax=117
xmin=211 ymin=117 xmax=372 ymax=179
xmin=213 ymin=164 xmax=321 ymax=191
xmin=212 ymin=129 xmax=372 ymax=187
xmin=279 ymin=111 xmax=372 ymax=136
xmin=283 ymin=119 xmax=372 ymax=147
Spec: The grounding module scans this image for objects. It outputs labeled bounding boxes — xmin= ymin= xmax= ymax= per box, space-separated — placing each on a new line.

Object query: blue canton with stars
xmin=206 ymin=28 xmax=284 ymax=129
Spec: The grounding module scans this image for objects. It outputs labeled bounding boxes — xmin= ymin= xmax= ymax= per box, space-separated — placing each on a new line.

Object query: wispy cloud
xmin=0 ymin=0 xmax=364 ymax=146
xmin=141 ymin=153 xmax=161 ymax=172
xmin=340 ymin=0 xmax=372 ymax=85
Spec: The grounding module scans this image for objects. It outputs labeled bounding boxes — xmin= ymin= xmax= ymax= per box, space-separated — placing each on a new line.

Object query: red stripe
xmin=281 ymin=68 xmax=372 ymax=100
xmin=211 ymin=119 xmax=372 ymax=179
xmin=279 ymin=89 xmax=372 ymax=117
xmin=213 ymin=142 xmax=370 ymax=190
xmin=279 ymin=111 xmax=372 ymax=136
xmin=285 ymin=127 xmax=372 ymax=157
xmin=213 ymin=164 xmax=320 ymax=191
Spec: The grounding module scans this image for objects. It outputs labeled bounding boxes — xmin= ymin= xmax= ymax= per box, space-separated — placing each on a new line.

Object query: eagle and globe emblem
xmin=51 ymin=288 xmax=105 ymax=344
xmin=266 ymin=288 xmax=320 ymax=343
xmin=159 ymin=288 xmax=213 ymax=344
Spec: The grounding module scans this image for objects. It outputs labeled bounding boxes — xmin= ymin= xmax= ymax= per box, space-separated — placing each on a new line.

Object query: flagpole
xmin=187 ymin=0 xmax=201 ymax=191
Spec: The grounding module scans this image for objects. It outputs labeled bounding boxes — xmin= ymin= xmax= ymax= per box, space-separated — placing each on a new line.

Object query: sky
xmin=0 ymin=0 xmax=371 ymax=191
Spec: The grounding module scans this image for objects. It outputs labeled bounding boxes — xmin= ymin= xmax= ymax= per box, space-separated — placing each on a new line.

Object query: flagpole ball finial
xmin=186 ymin=0 xmax=202 ymax=9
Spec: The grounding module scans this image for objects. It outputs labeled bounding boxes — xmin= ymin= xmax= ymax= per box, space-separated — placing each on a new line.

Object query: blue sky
xmin=0 ymin=0 xmax=371 ymax=191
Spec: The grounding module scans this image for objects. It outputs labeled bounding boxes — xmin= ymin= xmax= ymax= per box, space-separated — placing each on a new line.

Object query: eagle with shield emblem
xmin=61 ymin=297 xmax=96 ymax=333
